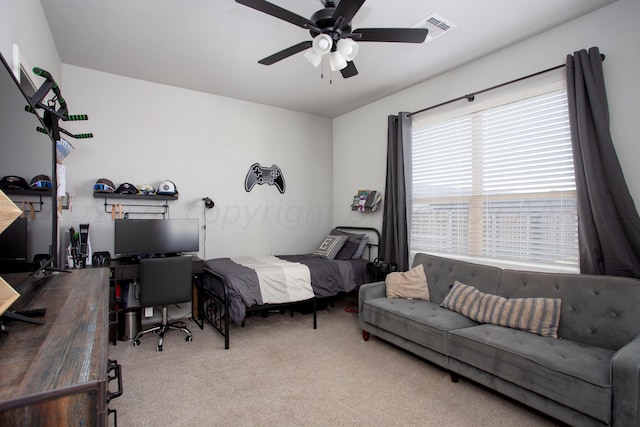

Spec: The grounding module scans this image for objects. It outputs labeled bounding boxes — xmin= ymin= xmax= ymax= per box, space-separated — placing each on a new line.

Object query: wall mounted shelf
xmin=93 ymin=191 xmax=178 ymax=218
xmin=3 ymin=188 xmax=52 ymax=213
xmin=351 ymin=189 xmax=382 ymax=212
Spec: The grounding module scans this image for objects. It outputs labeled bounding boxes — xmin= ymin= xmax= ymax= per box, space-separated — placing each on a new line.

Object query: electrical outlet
xmin=144 ymin=307 xmax=153 ymax=317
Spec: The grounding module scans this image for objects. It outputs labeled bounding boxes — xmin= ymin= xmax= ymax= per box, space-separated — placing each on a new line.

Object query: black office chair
xmin=133 ymin=256 xmax=193 ymax=351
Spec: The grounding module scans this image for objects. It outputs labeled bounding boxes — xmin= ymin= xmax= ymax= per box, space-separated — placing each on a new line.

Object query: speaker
xmin=92 ymin=251 xmax=111 ymax=266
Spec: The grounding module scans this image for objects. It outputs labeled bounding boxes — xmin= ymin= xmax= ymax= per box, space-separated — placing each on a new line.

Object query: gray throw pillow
xmin=330 ymin=229 xmax=369 ymax=259
xmin=313 ymin=235 xmax=347 ymax=260
xmin=441 ymin=281 xmax=562 ymax=338
xmin=352 ymin=235 xmax=369 ymax=258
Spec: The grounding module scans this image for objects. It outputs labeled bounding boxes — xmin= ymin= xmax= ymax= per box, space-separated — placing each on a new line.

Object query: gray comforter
xmin=204 ymin=254 xmax=367 ymax=325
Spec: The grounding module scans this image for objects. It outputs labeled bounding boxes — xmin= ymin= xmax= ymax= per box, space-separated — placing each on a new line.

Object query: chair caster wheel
xmin=186 ymin=336 xmax=192 ymax=342
xmin=157 ymin=345 xmax=163 ymax=352
xmin=133 ymin=339 xmax=140 ymax=346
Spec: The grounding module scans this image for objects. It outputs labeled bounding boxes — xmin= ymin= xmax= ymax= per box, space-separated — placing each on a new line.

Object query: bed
xmin=198 ymin=226 xmax=380 ymax=349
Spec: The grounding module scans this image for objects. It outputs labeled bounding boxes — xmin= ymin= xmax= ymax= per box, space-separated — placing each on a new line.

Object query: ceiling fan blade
xmin=332 ymin=0 xmax=366 ymax=29
xmin=340 ymin=61 xmax=358 ymax=78
xmin=236 ymin=0 xmax=316 ymax=29
xmin=353 ymin=28 xmax=429 ymax=43
xmin=258 ymin=40 xmax=313 ymax=65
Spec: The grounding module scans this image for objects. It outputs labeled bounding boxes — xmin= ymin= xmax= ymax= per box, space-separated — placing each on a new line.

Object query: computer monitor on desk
xmin=0 ymin=218 xmax=27 ymax=262
xmin=113 ymin=218 xmax=199 ymax=259
xmin=0 ymin=218 xmax=31 ymax=274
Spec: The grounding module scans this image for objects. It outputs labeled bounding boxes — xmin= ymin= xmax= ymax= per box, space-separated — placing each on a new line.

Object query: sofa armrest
xmin=611 ymin=335 xmax=640 ymax=426
xmin=359 ymin=281 xmax=386 ymax=303
xmin=358 ymin=281 xmax=386 ymax=329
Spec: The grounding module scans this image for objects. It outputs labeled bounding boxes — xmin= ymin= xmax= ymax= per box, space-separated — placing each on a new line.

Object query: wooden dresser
xmin=0 ymin=268 xmax=111 ymax=426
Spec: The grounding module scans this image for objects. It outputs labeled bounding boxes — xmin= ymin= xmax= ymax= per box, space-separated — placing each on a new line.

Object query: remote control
xmin=15 ymin=308 xmax=47 ymax=317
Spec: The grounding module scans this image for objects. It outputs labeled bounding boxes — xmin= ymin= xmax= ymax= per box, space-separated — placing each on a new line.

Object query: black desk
xmin=109 ymin=256 xmax=204 ymax=281
xmin=108 ymin=256 xmax=205 ymax=341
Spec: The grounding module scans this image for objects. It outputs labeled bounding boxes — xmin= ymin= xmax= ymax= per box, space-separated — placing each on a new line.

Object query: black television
xmin=0 ymin=217 xmax=28 ymax=262
xmin=0 ymin=51 xmax=55 ymax=266
xmin=114 ymin=218 xmax=199 ymax=257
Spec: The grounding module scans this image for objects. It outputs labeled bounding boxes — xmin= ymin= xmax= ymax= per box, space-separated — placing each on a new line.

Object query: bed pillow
xmin=351 ymin=235 xmax=369 ymax=259
xmin=313 ymin=235 xmax=347 ymax=260
xmin=441 ymin=281 xmax=561 ymax=338
xmin=329 ymin=229 xmax=368 ymax=259
xmin=331 ymin=234 xmax=359 ymax=259
xmin=385 ymin=264 xmax=430 ymax=301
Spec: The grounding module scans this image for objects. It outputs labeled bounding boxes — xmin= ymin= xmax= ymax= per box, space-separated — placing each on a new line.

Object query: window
xmin=410 ymin=85 xmax=578 ymax=272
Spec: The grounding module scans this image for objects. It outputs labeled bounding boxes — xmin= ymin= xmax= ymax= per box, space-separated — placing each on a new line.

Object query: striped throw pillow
xmin=441 ymin=281 xmax=562 ymax=338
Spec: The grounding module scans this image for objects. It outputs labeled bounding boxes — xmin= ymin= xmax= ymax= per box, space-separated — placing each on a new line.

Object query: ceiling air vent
xmin=412 ymin=13 xmax=456 ymax=43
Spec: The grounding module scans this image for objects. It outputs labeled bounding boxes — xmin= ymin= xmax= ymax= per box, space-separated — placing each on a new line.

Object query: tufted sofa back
xmin=413 ymin=253 xmax=502 ymax=305
xmin=412 ymin=253 xmax=640 ymax=351
xmin=499 ymin=269 xmax=640 ymax=351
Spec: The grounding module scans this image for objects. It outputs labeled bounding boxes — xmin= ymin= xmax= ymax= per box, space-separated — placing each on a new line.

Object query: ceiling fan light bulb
xmin=337 ymin=39 xmax=359 ymax=61
xmin=318 ymin=38 xmax=330 ymax=50
xmin=329 ymin=51 xmax=348 ymax=71
xmin=304 ymin=49 xmax=322 ymax=67
xmin=312 ymin=33 xmax=333 ymax=55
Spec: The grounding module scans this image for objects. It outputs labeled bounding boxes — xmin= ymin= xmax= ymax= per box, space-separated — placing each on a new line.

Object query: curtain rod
xmin=409 ymin=53 xmax=605 ymax=117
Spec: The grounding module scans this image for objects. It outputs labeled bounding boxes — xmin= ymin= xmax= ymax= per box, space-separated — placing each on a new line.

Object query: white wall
xmin=0 ymin=0 xmax=60 ymax=81
xmin=59 ymin=65 xmax=333 ymax=260
xmin=332 ymin=0 xmax=640 ymax=234
xmin=1 ymin=1 xmax=333 ymax=262
xmin=0 ymin=0 xmax=62 ymax=258
xmin=4 ymin=0 xmax=639 ymax=263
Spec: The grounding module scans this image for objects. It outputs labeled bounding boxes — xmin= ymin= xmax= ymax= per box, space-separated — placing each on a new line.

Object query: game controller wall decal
xmin=244 ymin=163 xmax=286 ymax=194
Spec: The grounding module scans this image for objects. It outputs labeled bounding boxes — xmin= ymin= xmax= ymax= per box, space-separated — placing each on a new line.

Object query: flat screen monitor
xmin=0 ymin=217 xmax=28 ymax=262
xmin=114 ymin=218 xmax=199 ymax=257
xmin=1 ymin=50 xmax=54 ymax=267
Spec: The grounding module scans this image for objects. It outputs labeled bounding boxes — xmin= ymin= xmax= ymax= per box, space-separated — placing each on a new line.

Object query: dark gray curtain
xmin=380 ymin=113 xmax=411 ymax=271
xmin=566 ymin=47 xmax=640 ymax=277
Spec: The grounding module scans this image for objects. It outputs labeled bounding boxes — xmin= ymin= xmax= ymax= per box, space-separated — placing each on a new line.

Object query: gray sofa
xmin=358 ymin=253 xmax=640 ymax=426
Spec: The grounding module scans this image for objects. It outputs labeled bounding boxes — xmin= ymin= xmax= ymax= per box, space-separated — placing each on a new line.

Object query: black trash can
xmin=117 ymin=307 xmax=141 ymax=341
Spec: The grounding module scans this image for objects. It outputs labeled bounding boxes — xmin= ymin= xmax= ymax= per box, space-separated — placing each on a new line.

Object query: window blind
xmin=411 ymin=89 xmax=578 ymax=271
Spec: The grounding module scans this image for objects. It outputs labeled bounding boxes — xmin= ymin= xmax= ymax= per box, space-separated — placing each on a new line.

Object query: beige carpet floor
xmin=108 ymin=296 xmax=561 ymax=427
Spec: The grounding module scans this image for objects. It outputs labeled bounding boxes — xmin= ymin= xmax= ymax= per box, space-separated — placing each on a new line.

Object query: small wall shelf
xmin=93 ymin=191 xmax=178 ymax=218
xmin=3 ymin=188 xmax=52 ymax=213
xmin=351 ymin=190 xmax=382 ymax=212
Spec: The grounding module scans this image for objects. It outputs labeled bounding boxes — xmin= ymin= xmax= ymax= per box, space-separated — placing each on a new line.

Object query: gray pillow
xmin=330 ymin=229 xmax=368 ymax=259
xmin=334 ymin=238 xmax=359 ymax=260
xmin=352 ymin=235 xmax=369 ymax=258
xmin=313 ymin=235 xmax=347 ymax=260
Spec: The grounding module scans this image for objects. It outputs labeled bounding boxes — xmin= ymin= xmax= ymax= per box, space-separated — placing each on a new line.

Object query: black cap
xmin=0 ymin=175 xmax=30 ymax=190
xmin=115 ymin=182 xmax=139 ymax=194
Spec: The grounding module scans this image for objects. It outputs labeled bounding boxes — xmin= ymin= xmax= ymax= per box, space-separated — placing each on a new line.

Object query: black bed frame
xmin=196 ymin=226 xmax=380 ymax=349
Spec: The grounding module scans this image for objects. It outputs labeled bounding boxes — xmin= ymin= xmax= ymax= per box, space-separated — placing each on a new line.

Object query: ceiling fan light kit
xmin=312 ymin=33 xmax=333 ymax=54
xmin=235 ymin=0 xmax=429 ymax=78
xmin=329 ymin=50 xmax=348 ymax=71
xmin=337 ymin=38 xmax=359 ymax=61
xmin=303 ymin=49 xmax=323 ymax=68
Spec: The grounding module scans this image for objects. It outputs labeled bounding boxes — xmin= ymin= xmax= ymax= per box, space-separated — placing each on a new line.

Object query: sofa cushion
xmin=448 ymin=324 xmax=614 ymax=423
xmin=385 ymin=264 xmax=430 ymax=301
xmin=361 ymin=298 xmax=478 ymax=354
xmin=412 ymin=253 xmax=502 ymax=305
xmin=442 ymin=281 xmax=561 ymax=338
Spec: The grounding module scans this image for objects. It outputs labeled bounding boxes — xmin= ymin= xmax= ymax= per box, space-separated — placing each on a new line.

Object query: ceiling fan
xmin=235 ymin=0 xmax=429 ymax=78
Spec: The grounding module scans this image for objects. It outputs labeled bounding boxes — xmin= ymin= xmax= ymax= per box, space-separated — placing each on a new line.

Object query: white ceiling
xmin=40 ymin=0 xmax=616 ymax=118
